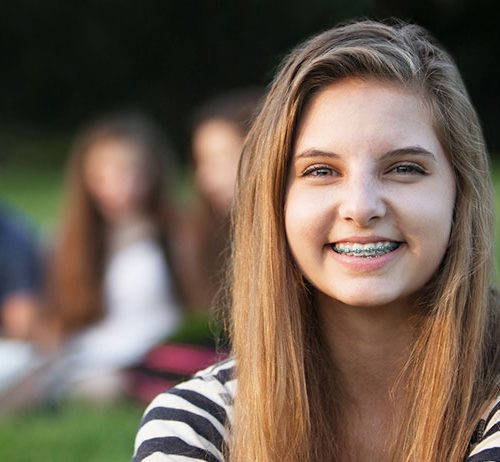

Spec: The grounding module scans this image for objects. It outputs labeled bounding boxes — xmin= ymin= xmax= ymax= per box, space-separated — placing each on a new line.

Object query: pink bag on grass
xmin=129 ymin=343 xmax=228 ymax=402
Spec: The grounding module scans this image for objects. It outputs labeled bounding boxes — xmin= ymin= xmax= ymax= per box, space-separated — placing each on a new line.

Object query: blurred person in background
xmin=0 ymin=203 xmax=42 ymax=395
xmin=179 ymin=88 xmax=264 ymax=311
xmin=127 ymin=93 xmax=264 ymax=402
xmin=40 ymin=112 xmax=184 ymax=403
xmin=0 ymin=203 xmax=41 ymax=340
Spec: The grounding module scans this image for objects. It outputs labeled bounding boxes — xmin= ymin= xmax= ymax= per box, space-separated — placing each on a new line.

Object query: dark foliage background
xmin=0 ymin=0 xmax=498 ymax=160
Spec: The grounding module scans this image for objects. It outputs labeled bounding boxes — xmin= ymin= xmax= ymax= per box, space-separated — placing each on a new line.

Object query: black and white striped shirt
xmin=133 ymin=359 xmax=500 ymax=461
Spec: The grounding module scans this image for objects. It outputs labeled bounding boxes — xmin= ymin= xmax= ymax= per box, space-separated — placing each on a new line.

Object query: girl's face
xmin=192 ymin=119 xmax=243 ymax=213
xmin=84 ymin=138 xmax=152 ymax=222
xmin=285 ymin=78 xmax=456 ymax=309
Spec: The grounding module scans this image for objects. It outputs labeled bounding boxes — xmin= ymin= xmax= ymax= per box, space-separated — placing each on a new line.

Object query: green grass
xmin=0 ymin=400 xmax=143 ymax=462
xmin=0 ymin=132 xmax=68 ymax=234
xmin=0 ymin=165 xmax=63 ymax=234
xmin=489 ymin=157 xmax=500 ymax=274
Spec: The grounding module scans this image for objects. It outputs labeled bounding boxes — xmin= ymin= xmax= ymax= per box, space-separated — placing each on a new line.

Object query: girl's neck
xmin=316 ymin=291 xmax=416 ymax=407
xmin=106 ymin=213 xmax=156 ymax=253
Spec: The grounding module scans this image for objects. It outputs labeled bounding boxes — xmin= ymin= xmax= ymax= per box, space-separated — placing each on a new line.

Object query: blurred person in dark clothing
xmin=0 ymin=203 xmax=41 ymax=340
xmin=0 ymin=202 xmax=43 ymax=398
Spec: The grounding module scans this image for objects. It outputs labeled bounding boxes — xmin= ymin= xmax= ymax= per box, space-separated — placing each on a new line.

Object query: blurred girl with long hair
xmin=179 ymin=89 xmax=263 ymax=311
xmin=44 ymin=113 xmax=183 ymax=401
xmin=133 ymin=20 xmax=499 ymax=461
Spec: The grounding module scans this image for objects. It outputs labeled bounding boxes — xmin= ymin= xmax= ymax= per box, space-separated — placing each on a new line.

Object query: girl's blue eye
xmin=304 ymin=166 xmax=334 ymax=177
xmin=390 ymin=163 xmax=426 ymax=175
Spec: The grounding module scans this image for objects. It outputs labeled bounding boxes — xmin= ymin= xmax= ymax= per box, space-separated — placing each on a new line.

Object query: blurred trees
xmin=0 ymin=0 xmax=498 ymax=160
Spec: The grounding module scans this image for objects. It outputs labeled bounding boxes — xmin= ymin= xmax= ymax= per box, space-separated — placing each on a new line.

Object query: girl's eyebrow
xmin=382 ymin=146 xmax=437 ymax=161
xmin=294 ymin=148 xmax=340 ymax=159
xmin=294 ymin=145 xmax=437 ymax=161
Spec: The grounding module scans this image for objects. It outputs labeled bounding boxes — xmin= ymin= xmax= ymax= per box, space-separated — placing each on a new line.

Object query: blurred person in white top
xmin=41 ymin=112 xmax=183 ymax=403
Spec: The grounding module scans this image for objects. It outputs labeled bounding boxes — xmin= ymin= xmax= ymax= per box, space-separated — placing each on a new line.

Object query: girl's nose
xmin=337 ymin=174 xmax=386 ymax=226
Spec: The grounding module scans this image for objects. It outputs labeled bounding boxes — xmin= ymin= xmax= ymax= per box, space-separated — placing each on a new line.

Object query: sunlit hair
xmin=46 ymin=113 xmax=178 ymax=335
xmin=229 ymin=19 xmax=499 ymax=461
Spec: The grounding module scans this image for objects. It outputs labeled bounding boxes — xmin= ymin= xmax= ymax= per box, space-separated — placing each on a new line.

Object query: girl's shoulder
xmin=466 ymin=394 xmax=500 ymax=461
xmin=133 ymin=358 xmax=236 ymax=462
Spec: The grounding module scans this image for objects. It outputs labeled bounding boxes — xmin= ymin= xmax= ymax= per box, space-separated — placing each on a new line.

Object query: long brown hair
xmin=229 ymin=19 xmax=499 ymax=461
xmin=46 ymin=113 xmax=178 ymax=335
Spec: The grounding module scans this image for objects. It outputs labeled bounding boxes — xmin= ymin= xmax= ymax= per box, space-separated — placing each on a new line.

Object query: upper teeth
xmin=333 ymin=241 xmax=399 ymax=256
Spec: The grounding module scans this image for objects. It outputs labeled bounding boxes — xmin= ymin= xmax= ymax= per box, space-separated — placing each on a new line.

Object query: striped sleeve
xmin=133 ymin=359 xmax=236 ymax=462
xmin=467 ymin=395 xmax=500 ymax=462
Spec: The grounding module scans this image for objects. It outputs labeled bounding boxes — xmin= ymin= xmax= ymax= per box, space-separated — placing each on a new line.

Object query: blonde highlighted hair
xmin=229 ymin=19 xmax=499 ymax=461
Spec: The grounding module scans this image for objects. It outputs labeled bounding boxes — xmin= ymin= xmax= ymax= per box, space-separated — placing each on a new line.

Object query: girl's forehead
xmin=83 ymin=138 xmax=152 ymax=182
xmin=300 ymin=78 xmax=427 ymax=118
xmin=86 ymin=138 xmax=144 ymax=163
xmin=293 ymin=78 xmax=439 ymax=158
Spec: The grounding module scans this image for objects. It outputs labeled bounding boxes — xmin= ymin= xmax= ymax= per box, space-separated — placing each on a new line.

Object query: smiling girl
xmin=133 ymin=20 xmax=499 ymax=461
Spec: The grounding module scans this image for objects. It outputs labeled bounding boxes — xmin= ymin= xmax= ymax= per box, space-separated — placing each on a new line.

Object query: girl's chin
xmin=315 ymin=288 xmax=413 ymax=311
